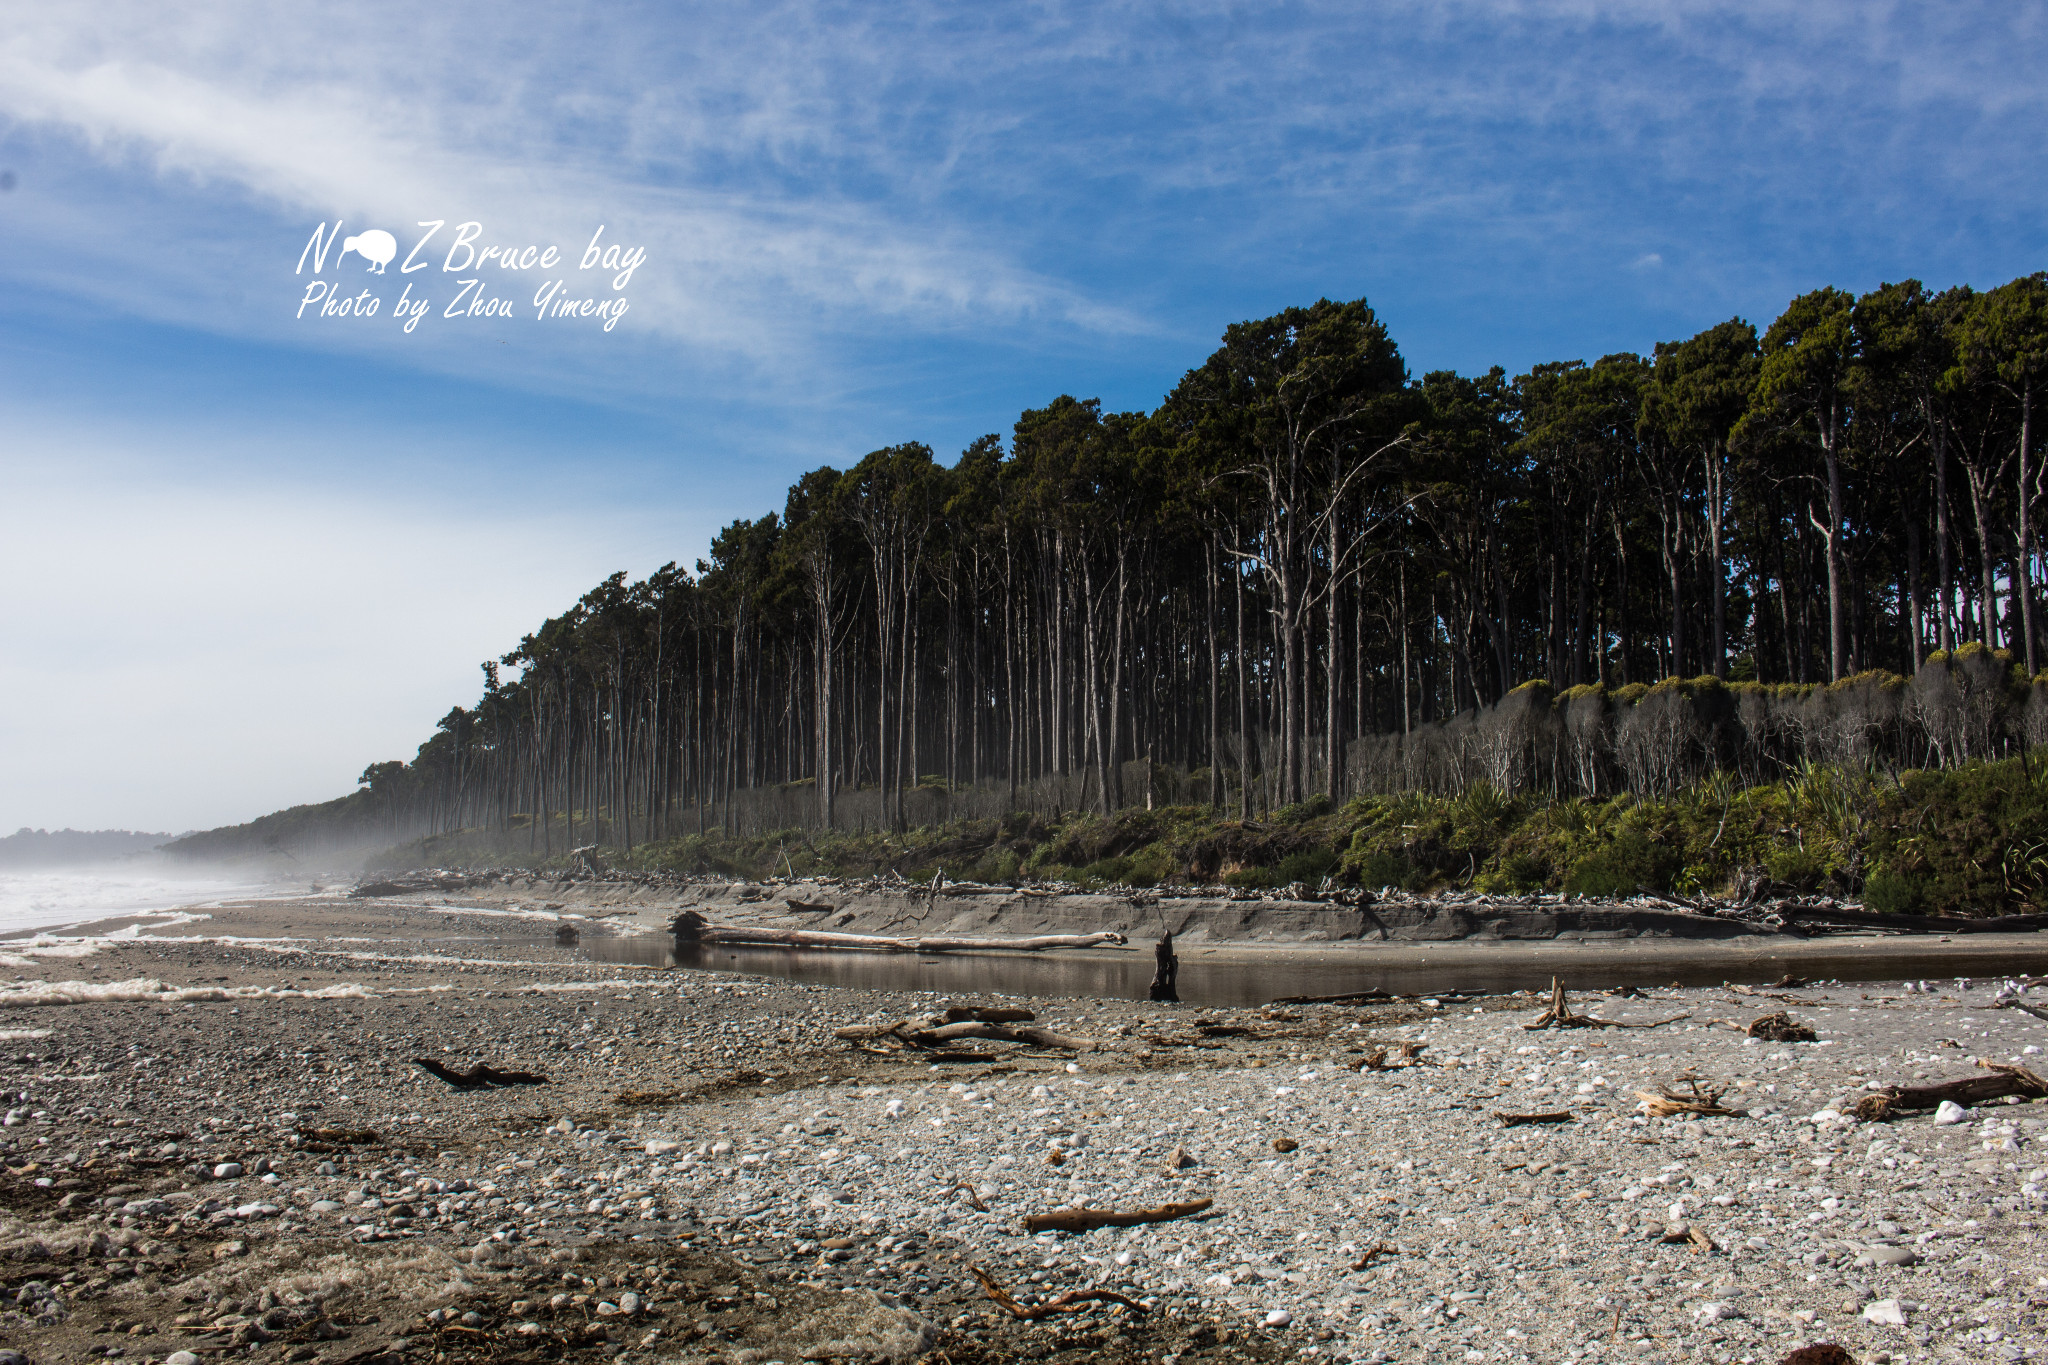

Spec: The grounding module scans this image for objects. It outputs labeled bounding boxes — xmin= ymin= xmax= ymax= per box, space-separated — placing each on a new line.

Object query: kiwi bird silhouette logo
xmin=341 ymin=229 xmax=398 ymax=274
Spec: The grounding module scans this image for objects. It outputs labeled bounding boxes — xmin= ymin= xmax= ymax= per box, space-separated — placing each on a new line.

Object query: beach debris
xmin=1778 ymin=903 xmax=2048 ymax=934
xmin=1272 ymin=1137 xmax=1299 ymax=1153
xmin=1852 ymin=1059 xmax=2048 ymax=1121
xmin=1994 ymin=996 xmax=2048 ymax=1023
xmin=945 ymin=1180 xmax=989 ymax=1211
xmin=967 ymin=1263 xmax=1147 ymax=1320
xmin=1494 ymin=1110 xmax=1575 ymax=1127
xmin=411 ymin=1059 xmax=549 ymax=1090
xmin=783 ymin=898 xmax=838 ymax=912
xmin=1268 ymin=989 xmax=1395 ymax=1005
xmin=1165 ymin=1145 xmax=1196 ymax=1171
xmin=834 ymin=1007 xmax=1096 ymax=1055
xmin=1022 ymin=1196 xmax=1214 ymax=1234
xmin=1659 ymin=1223 xmax=1717 ymax=1253
xmin=1746 ymin=1011 xmax=1817 ymax=1042
xmin=553 ymin=922 xmax=580 ymax=944
xmin=1779 ymin=1345 xmax=1857 ymax=1365
xmin=1348 ymin=1242 xmax=1398 ymax=1271
xmin=293 ymin=1127 xmax=378 ymax=1152
xmin=1636 ymin=1072 xmax=1746 ymax=1119
xmin=1524 ymin=978 xmax=1688 ymax=1030
xmin=347 ymin=871 xmax=493 ymax=898
xmin=1357 ymin=1041 xmax=1429 ymax=1070
xmin=672 ymin=909 xmax=1126 ymax=953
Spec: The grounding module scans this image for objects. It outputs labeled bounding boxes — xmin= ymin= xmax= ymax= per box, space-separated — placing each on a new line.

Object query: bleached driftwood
xmin=671 ymin=910 xmax=1125 ymax=953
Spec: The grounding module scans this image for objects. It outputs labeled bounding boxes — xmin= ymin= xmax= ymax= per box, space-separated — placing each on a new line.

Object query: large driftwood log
xmin=1021 ymin=1197 xmax=1213 ymax=1234
xmin=671 ymin=910 xmax=1125 ymax=953
xmin=833 ymin=1009 xmax=1097 ymax=1052
xmin=910 ymin=1020 xmax=1098 ymax=1051
xmin=1852 ymin=1061 xmax=2048 ymax=1121
xmin=412 ymin=1059 xmax=548 ymax=1090
xmin=1777 ymin=904 xmax=2048 ymax=934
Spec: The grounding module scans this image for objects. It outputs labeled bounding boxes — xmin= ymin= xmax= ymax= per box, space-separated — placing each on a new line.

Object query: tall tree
xmin=1744 ymin=287 xmax=1858 ymax=680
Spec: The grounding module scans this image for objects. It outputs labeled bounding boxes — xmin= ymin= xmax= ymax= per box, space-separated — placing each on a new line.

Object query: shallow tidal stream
xmin=575 ymin=931 xmax=2048 ymax=1007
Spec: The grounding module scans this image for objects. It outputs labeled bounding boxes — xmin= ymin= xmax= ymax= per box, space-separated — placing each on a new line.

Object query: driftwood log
xmin=1022 ymin=1197 xmax=1213 ymax=1234
xmin=412 ymin=1059 xmax=548 ymax=1090
xmin=1746 ymin=1011 xmax=1817 ymax=1042
xmin=969 ymin=1264 xmax=1147 ymax=1319
xmin=834 ymin=1014 xmax=1098 ymax=1052
xmin=1636 ymin=1072 xmax=1746 ymax=1118
xmin=1524 ymin=978 xmax=1687 ymax=1030
xmin=1777 ymin=904 xmax=2048 ymax=934
xmin=672 ymin=910 xmax=1125 ymax=953
xmin=1852 ymin=1060 xmax=2048 ymax=1121
xmin=1270 ymin=989 xmax=1395 ymax=1005
xmin=1495 ymin=1110 xmax=1575 ymax=1127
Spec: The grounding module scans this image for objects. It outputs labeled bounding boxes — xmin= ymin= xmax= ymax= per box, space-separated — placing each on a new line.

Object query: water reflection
xmin=575 ymin=934 xmax=2048 ymax=1008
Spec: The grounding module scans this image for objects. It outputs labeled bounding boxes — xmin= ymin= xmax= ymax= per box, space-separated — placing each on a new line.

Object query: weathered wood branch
xmin=968 ymin=1264 xmax=1146 ymax=1320
xmin=412 ymin=1059 xmax=548 ymax=1090
xmin=1021 ymin=1197 xmax=1214 ymax=1234
xmin=1524 ymin=978 xmax=1687 ymax=1030
xmin=1852 ymin=1061 xmax=2048 ymax=1121
xmin=908 ymin=1021 xmax=1098 ymax=1051
xmin=833 ymin=1011 xmax=1096 ymax=1052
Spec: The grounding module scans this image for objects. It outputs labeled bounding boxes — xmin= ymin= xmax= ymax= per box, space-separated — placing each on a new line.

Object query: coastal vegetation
xmin=356 ymin=751 xmax=2048 ymax=919
xmin=169 ymin=274 xmax=2048 ymax=918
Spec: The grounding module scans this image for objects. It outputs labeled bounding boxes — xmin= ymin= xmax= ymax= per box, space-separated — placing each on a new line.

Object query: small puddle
xmin=574 ymin=934 xmax=2048 ymax=1008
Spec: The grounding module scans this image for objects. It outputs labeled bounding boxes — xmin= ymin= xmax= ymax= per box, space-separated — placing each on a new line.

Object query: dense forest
xmin=175 ymin=275 xmax=2048 ymax=863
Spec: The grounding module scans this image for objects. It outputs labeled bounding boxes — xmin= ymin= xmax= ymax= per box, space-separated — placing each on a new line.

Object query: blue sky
xmin=2 ymin=1 xmax=2044 ymax=832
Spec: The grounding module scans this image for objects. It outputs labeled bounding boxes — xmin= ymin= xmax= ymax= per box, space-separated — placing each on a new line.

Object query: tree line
xmin=338 ymin=275 xmax=2048 ymax=853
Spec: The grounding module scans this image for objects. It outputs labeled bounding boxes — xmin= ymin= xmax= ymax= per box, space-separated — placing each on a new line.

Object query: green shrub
xmin=1863 ymin=868 xmax=1930 ymax=916
xmin=1276 ymin=847 xmax=1339 ymax=885
xmin=1273 ymin=794 xmax=1333 ymax=824
xmin=1077 ymin=855 xmax=1132 ymax=886
xmin=1345 ymin=847 xmax=1417 ymax=890
xmin=1765 ymin=847 xmax=1824 ymax=891
xmin=1562 ymin=828 xmax=1680 ymax=896
xmin=1223 ymin=865 xmax=1282 ymax=889
xmin=1476 ymin=851 xmax=1549 ymax=893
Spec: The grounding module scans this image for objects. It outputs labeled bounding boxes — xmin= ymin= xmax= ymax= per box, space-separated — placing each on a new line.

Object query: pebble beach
xmin=0 ymin=886 xmax=2045 ymax=1365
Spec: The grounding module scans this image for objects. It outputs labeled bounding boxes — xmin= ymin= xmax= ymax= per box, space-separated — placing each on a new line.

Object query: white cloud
xmin=0 ymin=3 xmax=1136 ymax=383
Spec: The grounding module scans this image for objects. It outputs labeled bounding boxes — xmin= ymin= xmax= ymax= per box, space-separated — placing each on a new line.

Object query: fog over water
xmin=0 ymin=867 xmax=276 ymax=936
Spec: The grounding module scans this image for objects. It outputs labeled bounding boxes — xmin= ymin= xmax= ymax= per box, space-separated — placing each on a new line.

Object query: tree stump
xmin=1149 ymin=931 xmax=1180 ymax=1002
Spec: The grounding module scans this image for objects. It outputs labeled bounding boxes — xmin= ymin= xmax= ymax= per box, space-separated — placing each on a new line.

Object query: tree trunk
xmin=2020 ymin=384 xmax=2038 ymax=674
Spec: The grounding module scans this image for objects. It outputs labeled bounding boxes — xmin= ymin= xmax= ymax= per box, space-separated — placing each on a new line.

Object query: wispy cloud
xmin=2 ymin=1 xmax=2042 ymax=389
